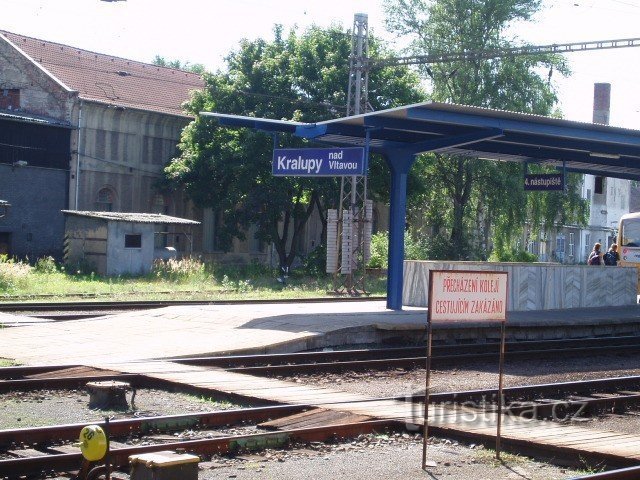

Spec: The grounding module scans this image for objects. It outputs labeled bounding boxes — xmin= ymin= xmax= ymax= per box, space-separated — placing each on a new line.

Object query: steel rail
xmin=4 ymin=378 xmax=640 ymax=476
xmin=0 ymin=404 xmax=310 ymax=448
xmin=4 ymin=413 xmax=638 ymax=477
xmin=0 ymin=296 xmax=384 ymax=312
xmin=173 ymin=335 xmax=640 ymax=369
xmin=4 ymin=376 xmax=640 ymax=445
xmin=0 ymin=419 xmax=399 ymax=477
xmin=225 ymin=343 xmax=640 ymax=375
xmin=0 ymin=374 xmax=144 ymax=393
xmin=3 ymin=335 xmax=640 ymax=381
xmin=568 ymin=465 xmax=640 ymax=480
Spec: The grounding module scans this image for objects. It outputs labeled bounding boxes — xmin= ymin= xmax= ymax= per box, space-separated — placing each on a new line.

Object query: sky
xmin=2 ymin=0 xmax=640 ymax=127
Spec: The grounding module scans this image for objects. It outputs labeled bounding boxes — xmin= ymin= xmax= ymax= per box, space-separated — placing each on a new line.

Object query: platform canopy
xmin=202 ymin=101 xmax=640 ymax=310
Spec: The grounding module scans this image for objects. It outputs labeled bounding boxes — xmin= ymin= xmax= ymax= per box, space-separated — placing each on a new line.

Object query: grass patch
xmin=0 ymin=358 xmax=18 ymax=367
xmin=186 ymin=394 xmax=242 ymax=410
xmin=0 ymin=257 xmax=387 ymax=302
xmin=473 ymin=448 xmax=531 ymax=467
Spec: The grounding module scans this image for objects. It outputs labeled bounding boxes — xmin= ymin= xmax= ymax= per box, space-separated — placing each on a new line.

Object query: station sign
xmin=272 ymin=147 xmax=365 ymax=177
xmin=428 ymin=270 xmax=508 ymax=323
xmin=524 ymin=173 xmax=564 ymax=191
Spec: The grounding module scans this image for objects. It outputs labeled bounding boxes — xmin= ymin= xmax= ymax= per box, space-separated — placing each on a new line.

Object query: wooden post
xmin=422 ymin=320 xmax=433 ymax=469
xmin=496 ymin=320 xmax=506 ymax=459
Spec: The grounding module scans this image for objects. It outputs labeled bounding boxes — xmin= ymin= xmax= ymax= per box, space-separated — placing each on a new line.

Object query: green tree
xmin=152 ymin=55 xmax=206 ymax=74
xmin=384 ymin=0 xmax=587 ymax=259
xmin=165 ymin=25 xmax=424 ymax=270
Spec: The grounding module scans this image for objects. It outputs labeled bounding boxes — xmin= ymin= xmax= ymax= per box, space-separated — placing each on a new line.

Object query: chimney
xmin=593 ymin=83 xmax=611 ymax=125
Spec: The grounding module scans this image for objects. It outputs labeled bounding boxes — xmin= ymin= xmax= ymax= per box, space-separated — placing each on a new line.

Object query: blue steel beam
xmin=463 ymin=139 xmax=640 ymax=170
xmin=560 ymin=166 xmax=640 ymax=181
xmin=406 ymin=106 xmax=640 ymax=148
xmin=502 ymin=132 xmax=640 ymax=158
xmin=202 ymin=112 xmax=302 ymax=133
xmin=397 ymin=128 xmax=504 ymax=156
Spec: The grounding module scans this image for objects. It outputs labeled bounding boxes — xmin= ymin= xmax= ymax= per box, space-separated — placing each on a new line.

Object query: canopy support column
xmin=386 ymin=151 xmax=416 ymax=310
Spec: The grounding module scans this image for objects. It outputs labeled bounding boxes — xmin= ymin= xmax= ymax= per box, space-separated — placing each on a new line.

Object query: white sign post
xmin=422 ymin=270 xmax=508 ymax=469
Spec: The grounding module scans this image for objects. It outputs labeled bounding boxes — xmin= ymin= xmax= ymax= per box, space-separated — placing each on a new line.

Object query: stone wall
xmin=0 ymin=35 xmax=75 ymax=121
xmin=403 ymin=261 xmax=638 ymax=310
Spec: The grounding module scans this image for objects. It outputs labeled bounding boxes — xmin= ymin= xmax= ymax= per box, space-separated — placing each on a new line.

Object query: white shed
xmin=62 ymin=211 xmax=200 ymax=276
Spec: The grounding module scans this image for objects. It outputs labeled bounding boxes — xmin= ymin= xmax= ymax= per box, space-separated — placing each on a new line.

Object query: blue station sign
xmin=272 ymin=147 xmax=365 ymax=177
xmin=524 ymin=173 xmax=564 ymax=191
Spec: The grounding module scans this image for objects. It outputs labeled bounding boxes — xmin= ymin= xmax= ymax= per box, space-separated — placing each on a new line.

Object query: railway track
xmin=2 ymin=335 xmax=640 ymax=388
xmin=0 ymin=296 xmax=384 ymax=314
xmin=3 ymin=338 xmax=640 ymax=477
xmin=4 ymin=375 xmax=640 ymax=478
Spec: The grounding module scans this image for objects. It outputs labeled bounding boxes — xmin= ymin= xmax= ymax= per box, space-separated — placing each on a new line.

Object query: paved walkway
xmin=2 ymin=301 xmax=640 ymax=366
xmin=0 ymin=301 xmax=425 ymax=365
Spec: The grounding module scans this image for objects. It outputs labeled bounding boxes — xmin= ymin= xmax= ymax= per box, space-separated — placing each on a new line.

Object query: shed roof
xmin=62 ymin=211 xmax=200 ymax=225
xmin=0 ymin=110 xmax=72 ymax=128
xmin=1 ymin=31 xmax=205 ymax=118
xmin=204 ymin=101 xmax=640 ymax=180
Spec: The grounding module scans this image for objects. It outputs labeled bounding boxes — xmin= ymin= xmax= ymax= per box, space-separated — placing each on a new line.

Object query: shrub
xmin=0 ymin=255 xmax=31 ymax=291
xmin=302 ymin=244 xmax=327 ymax=277
xmin=368 ymin=231 xmax=389 ymax=268
xmin=405 ymin=231 xmax=430 ymax=260
xmin=152 ymin=257 xmax=207 ymax=281
xmin=34 ymin=256 xmax=58 ymax=274
xmin=488 ymin=249 xmax=538 ymax=263
xmin=220 ymin=274 xmax=253 ymax=293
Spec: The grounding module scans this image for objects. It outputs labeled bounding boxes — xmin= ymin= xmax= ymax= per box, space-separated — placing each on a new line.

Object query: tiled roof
xmin=1 ymin=31 xmax=205 ymax=117
xmin=62 ymin=210 xmax=200 ymax=225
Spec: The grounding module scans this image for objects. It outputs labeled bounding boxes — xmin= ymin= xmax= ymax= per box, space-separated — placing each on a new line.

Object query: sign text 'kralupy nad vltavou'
xmin=272 ymin=147 xmax=365 ymax=177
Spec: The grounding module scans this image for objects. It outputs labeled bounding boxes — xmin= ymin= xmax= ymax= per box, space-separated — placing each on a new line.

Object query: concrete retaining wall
xmin=403 ymin=261 xmax=638 ymax=311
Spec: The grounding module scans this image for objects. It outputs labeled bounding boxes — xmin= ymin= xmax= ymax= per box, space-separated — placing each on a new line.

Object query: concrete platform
xmin=1 ymin=301 xmax=640 ymax=366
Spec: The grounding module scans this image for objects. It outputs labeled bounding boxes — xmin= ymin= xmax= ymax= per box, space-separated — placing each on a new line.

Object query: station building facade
xmin=0 ymin=31 xmax=330 ymax=266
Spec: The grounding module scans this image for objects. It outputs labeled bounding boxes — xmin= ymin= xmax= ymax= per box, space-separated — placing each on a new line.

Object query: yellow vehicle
xmin=617 ymin=213 xmax=640 ymax=292
xmin=618 ymin=212 xmax=640 ymax=267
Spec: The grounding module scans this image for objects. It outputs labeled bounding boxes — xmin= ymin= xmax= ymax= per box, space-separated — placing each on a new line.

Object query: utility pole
xmin=329 ymin=13 xmax=372 ymax=295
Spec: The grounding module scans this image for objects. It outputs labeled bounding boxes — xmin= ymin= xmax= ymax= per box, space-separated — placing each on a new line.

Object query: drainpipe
xmin=74 ymin=99 xmax=83 ymax=210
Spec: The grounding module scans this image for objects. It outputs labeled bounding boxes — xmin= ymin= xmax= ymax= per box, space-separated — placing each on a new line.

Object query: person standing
xmin=588 ymin=242 xmax=604 ymax=266
xmin=604 ymin=243 xmax=620 ymax=266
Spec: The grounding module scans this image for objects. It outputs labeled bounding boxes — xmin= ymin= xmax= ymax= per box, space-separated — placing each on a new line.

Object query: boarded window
xmin=0 ymin=89 xmax=20 ymax=110
xmin=125 ymin=234 xmax=142 ymax=248
xmin=95 ymin=188 xmax=114 ymax=211
xmin=95 ymin=129 xmax=106 ymax=159
xmin=110 ymin=131 xmax=120 ymax=161
xmin=152 ymin=137 xmax=164 ymax=165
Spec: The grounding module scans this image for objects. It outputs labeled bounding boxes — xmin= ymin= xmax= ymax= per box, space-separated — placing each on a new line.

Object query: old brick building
xmin=0 ymin=30 xmax=204 ymax=258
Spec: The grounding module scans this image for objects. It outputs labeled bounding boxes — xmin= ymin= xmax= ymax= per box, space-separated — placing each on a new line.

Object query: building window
xmin=0 ymin=89 xmax=20 ymax=110
xmin=595 ymin=176 xmax=605 ymax=195
xmin=556 ymin=235 xmax=565 ymax=262
xmin=125 ymin=234 xmax=142 ymax=248
xmin=569 ymin=233 xmax=575 ymax=257
xmin=95 ymin=188 xmax=115 ymax=211
xmin=585 ymin=233 xmax=591 ymax=260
